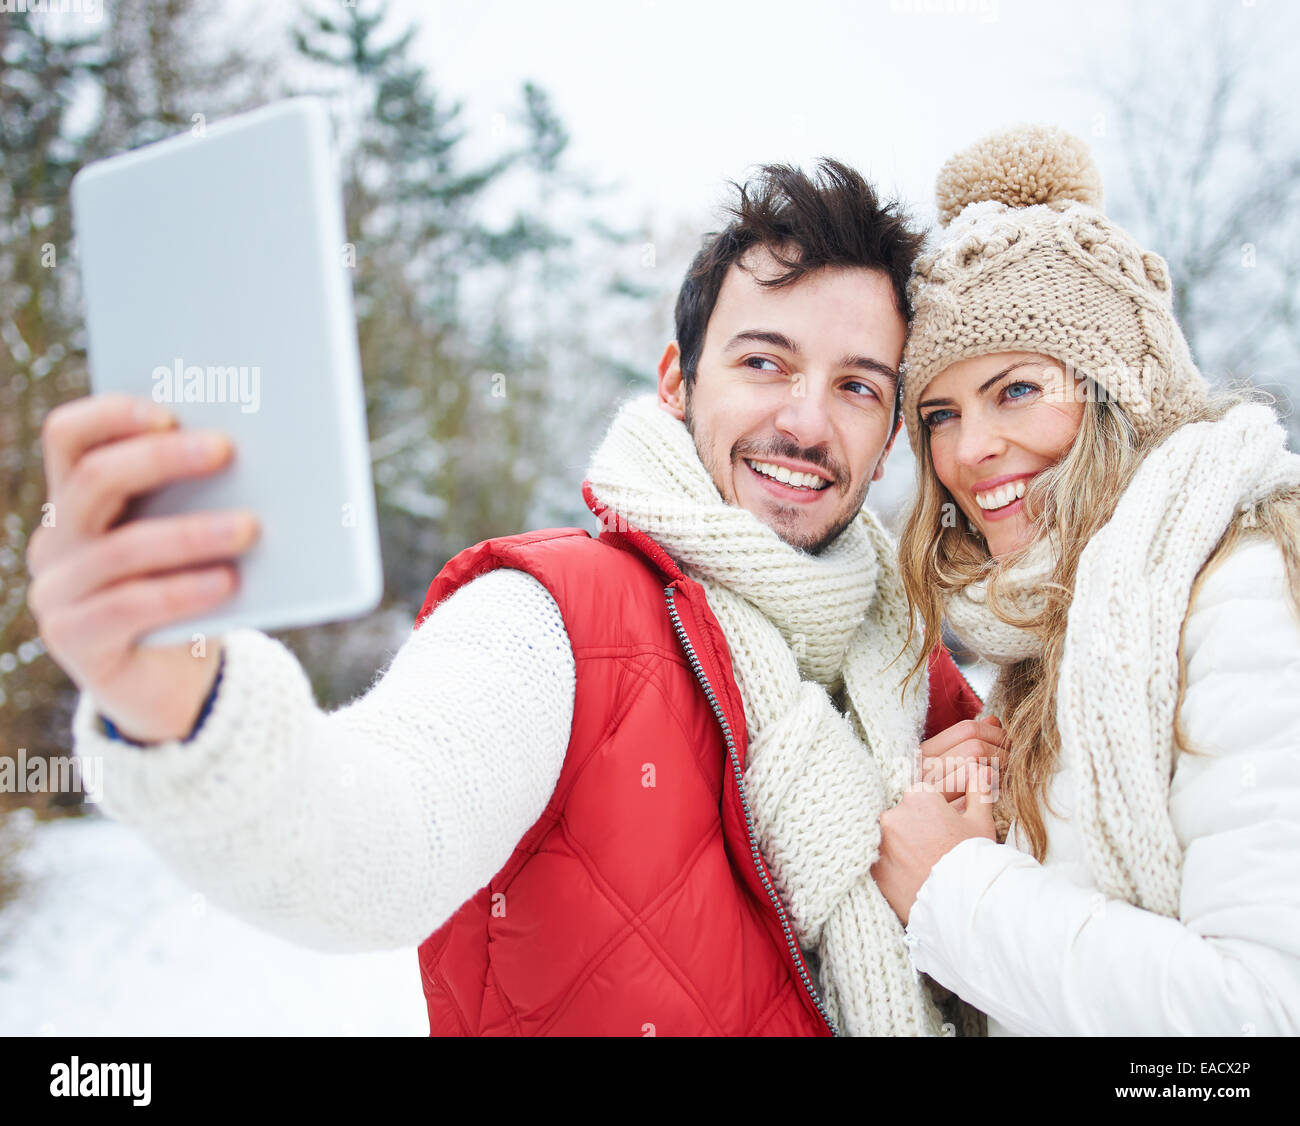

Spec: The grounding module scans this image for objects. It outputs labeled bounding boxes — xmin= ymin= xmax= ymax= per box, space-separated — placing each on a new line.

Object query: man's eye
xmin=744 ymin=356 xmax=781 ymax=372
xmin=923 ymin=408 xmax=956 ymax=428
xmin=844 ymin=380 xmax=879 ymax=401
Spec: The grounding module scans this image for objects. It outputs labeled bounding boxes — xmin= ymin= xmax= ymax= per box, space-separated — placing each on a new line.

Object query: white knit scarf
xmin=943 ymin=403 xmax=1300 ymax=915
xmin=586 ymin=393 xmax=957 ymax=1036
xmin=945 ymin=534 xmax=1058 ymax=666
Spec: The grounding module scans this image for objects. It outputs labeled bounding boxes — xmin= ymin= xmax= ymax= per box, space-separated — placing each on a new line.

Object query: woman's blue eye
xmin=923 ymin=408 xmax=955 ymax=428
xmin=1004 ymin=381 xmax=1038 ymax=400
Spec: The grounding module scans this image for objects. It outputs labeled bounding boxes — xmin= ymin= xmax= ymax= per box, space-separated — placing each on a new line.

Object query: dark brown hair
xmin=674 ymin=158 xmax=924 ymax=394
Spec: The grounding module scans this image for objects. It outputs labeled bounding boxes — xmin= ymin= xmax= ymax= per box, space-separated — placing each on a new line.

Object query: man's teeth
xmin=746 ymin=459 xmax=830 ymax=491
xmin=975 ymin=479 xmax=1027 ymax=510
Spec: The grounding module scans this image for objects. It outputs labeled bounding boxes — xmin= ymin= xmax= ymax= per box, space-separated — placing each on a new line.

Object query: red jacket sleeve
xmin=922 ymin=645 xmax=983 ymax=741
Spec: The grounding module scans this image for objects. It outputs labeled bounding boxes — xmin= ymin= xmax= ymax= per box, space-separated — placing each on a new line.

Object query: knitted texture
xmin=70 ymin=567 xmax=575 ymax=952
xmin=943 ymin=534 xmax=1057 ymax=666
xmin=900 ymin=123 xmax=1209 ymax=460
xmin=586 ymin=393 xmax=952 ymax=1036
xmin=935 ymin=124 xmax=1103 ymax=223
xmin=943 ymin=403 xmax=1300 ymax=917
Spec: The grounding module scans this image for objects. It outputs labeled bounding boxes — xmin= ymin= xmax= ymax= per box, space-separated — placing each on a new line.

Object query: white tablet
xmin=71 ymin=97 xmax=383 ymax=646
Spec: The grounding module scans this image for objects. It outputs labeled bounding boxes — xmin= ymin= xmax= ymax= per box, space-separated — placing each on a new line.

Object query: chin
xmin=733 ymin=472 xmax=860 ymax=556
xmin=774 ymin=512 xmax=853 ymax=556
xmin=987 ymin=531 xmax=1034 ymax=560
xmin=776 ymin=529 xmax=828 ymax=555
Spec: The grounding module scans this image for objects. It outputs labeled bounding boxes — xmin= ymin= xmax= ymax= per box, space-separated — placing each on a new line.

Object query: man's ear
xmin=871 ymin=415 xmax=904 ymax=482
xmin=658 ymin=342 xmax=686 ymax=420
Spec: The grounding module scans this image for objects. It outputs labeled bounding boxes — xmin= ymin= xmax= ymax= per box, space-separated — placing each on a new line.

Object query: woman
xmin=870 ymin=123 xmax=1300 ymax=1035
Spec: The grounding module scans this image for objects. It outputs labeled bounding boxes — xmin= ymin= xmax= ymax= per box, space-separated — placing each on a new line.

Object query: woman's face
xmin=917 ymin=351 xmax=1086 ymax=559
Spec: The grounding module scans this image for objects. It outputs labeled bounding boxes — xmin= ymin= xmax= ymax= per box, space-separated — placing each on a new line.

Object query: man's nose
xmin=772 ymin=375 xmax=835 ymax=452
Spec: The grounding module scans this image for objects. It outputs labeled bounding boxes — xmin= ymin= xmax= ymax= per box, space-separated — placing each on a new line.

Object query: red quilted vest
xmin=414 ymin=482 xmax=981 ymax=1036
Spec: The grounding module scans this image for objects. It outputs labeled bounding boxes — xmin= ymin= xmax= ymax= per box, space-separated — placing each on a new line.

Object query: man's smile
xmin=741 ymin=455 xmax=838 ymax=506
xmin=743 ymin=456 xmax=833 ymax=491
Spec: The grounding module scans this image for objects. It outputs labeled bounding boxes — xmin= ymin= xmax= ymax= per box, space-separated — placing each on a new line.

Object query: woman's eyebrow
xmin=978 ymin=359 xmax=1039 ymax=394
xmin=917 ymin=360 xmax=1042 ymax=409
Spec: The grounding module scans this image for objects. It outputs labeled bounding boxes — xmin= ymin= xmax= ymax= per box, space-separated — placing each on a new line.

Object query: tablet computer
xmin=70 ymin=97 xmax=383 ymax=646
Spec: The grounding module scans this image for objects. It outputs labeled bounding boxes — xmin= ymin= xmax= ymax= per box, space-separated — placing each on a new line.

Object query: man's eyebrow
xmin=916 ymin=360 xmax=1040 ymax=410
xmin=723 ymin=330 xmax=899 ymax=382
xmin=843 ymin=355 xmax=900 ymax=383
xmin=723 ymin=329 xmax=798 ymax=354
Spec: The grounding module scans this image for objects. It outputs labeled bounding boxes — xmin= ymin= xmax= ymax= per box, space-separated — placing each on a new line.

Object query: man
xmin=32 ymin=158 xmax=992 ymax=1037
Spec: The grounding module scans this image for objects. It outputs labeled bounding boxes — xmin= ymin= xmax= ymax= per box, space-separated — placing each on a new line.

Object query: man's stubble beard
xmin=683 ymin=379 xmax=872 ymax=557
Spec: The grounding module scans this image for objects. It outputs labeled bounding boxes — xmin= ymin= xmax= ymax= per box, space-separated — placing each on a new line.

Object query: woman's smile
xmin=918 ymin=353 xmax=1086 ymax=557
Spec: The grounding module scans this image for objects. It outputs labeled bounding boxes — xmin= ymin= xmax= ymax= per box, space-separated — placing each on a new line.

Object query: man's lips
xmin=743 ymin=454 xmax=835 ymax=485
xmin=742 ymin=457 xmax=836 ymax=505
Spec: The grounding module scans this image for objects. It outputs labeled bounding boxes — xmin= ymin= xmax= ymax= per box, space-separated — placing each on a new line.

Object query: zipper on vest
xmin=663 ymin=585 xmax=838 ymax=1037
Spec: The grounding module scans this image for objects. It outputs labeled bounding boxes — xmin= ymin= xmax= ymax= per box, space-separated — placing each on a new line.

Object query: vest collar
xmin=581 ymin=478 xmax=687 ymax=584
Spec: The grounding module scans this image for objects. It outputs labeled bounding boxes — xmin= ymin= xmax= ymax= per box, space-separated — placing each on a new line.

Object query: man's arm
xmin=71 ymin=567 xmax=575 ymax=952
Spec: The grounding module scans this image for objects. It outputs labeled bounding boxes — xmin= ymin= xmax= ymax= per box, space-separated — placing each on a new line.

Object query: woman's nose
xmin=953 ymin=416 xmax=1007 ymax=467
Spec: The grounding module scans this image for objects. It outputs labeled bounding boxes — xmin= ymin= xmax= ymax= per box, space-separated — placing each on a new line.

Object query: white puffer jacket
xmin=905 ymin=535 xmax=1300 ymax=1035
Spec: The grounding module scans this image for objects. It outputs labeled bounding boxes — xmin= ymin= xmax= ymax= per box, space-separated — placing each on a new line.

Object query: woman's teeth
xmin=974 ymin=478 xmax=1027 ymax=510
xmin=746 ymin=458 xmax=830 ymax=491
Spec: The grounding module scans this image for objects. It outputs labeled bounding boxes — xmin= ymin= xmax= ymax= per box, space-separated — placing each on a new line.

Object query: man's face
xmin=658 ymin=245 xmax=906 ymax=554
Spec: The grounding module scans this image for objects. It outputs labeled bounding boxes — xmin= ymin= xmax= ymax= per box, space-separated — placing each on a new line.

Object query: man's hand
xmin=918 ymin=716 xmax=1005 ymax=803
xmin=872 ymin=761 xmax=997 ymax=927
xmin=25 ymin=393 xmax=259 ymax=743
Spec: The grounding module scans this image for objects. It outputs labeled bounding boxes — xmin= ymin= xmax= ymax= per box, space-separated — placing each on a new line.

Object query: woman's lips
xmin=971 ymin=473 xmax=1034 ymax=524
xmin=978 ymin=496 xmax=1024 ymax=523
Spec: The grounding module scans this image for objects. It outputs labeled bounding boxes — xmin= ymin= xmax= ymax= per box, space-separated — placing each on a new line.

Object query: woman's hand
xmin=919 ymin=716 xmax=1005 ymax=802
xmin=872 ymin=761 xmax=997 ymax=927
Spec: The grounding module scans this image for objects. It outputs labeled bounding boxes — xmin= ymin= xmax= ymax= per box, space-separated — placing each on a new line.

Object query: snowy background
xmin=0 ymin=658 xmax=997 ymax=1038
xmin=2 ymin=0 xmax=1293 ymax=1035
xmin=0 ymin=811 xmax=429 ymax=1036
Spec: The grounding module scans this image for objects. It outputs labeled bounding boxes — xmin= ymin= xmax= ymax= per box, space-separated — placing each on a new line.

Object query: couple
xmin=53 ymin=124 xmax=1300 ymax=1036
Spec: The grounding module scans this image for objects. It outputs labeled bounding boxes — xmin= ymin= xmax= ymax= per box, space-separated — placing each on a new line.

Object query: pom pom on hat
xmin=934 ymin=123 xmax=1103 ymax=226
xmin=901 ymin=120 xmax=1211 ymax=460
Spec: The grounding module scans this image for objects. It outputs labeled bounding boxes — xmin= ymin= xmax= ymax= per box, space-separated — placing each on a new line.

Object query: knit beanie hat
xmin=900 ymin=123 xmax=1210 ymax=460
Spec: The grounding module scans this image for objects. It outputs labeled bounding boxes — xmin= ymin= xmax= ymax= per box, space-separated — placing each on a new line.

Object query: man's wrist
xmin=98 ymin=649 xmax=227 ymax=747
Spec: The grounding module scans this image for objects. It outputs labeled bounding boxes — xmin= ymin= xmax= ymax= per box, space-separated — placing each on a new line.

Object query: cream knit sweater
xmin=70 ymin=568 xmax=576 ymax=953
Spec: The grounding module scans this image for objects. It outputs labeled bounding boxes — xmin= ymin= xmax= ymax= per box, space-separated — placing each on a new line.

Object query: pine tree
xmin=0 ymin=0 xmax=275 ymax=812
xmin=0 ymin=8 xmax=103 ymax=813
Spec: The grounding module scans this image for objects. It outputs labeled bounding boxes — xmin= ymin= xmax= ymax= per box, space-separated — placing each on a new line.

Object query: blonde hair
xmin=899 ymin=378 xmax=1300 ymax=861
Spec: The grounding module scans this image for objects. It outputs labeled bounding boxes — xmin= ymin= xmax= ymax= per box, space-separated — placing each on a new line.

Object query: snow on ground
xmin=0 ymin=662 xmax=997 ymax=1037
xmin=0 ymin=813 xmax=428 ymax=1036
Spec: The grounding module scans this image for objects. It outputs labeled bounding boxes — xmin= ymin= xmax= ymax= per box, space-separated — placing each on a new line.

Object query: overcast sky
xmin=379 ymin=0 xmax=1295 ymax=231
xmin=219 ymin=0 xmax=1298 ymax=515
xmin=354 ymin=0 xmax=1297 ymax=513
